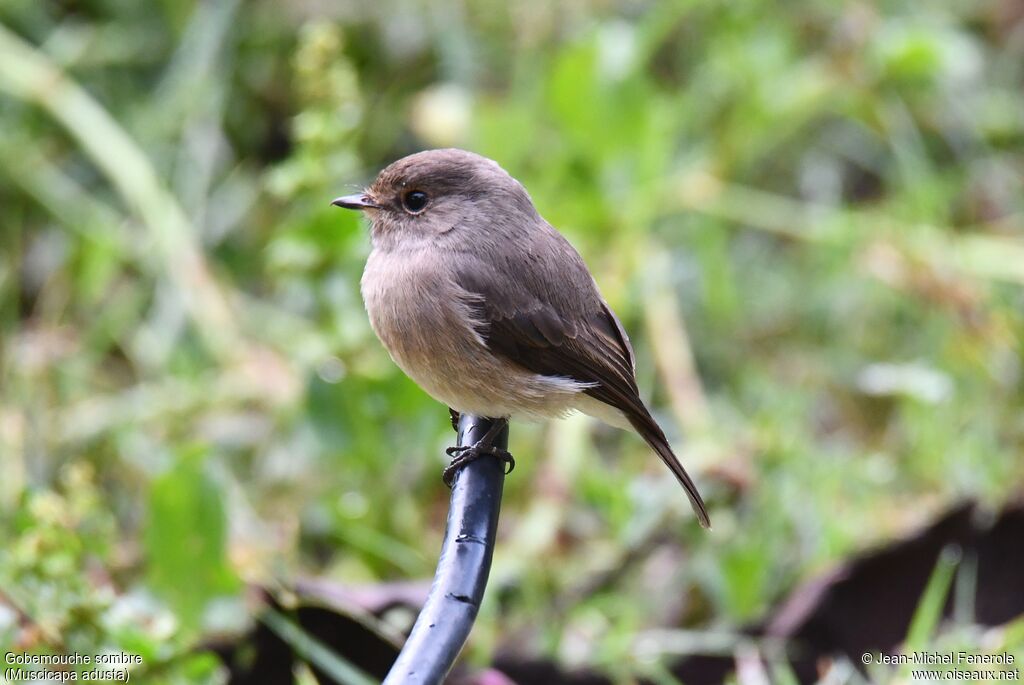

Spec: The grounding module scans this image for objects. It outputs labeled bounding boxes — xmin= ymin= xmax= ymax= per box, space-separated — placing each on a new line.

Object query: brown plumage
xmin=334 ymin=149 xmax=710 ymax=528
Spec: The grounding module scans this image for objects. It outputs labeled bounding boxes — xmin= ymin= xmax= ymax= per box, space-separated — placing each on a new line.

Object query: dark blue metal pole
xmin=382 ymin=414 xmax=508 ymax=684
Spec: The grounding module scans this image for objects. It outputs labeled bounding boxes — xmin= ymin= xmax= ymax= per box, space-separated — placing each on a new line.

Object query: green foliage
xmin=0 ymin=464 xmax=115 ymax=649
xmin=144 ymin=447 xmax=240 ymax=633
xmin=0 ymin=0 xmax=1022 ymax=682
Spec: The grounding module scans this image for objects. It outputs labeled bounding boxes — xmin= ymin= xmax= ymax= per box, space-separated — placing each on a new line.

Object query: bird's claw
xmin=443 ymin=444 xmax=515 ymax=487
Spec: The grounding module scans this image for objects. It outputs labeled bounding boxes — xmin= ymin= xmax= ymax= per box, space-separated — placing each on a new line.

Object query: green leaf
xmin=144 ymin=446 xmax=239 ymax=632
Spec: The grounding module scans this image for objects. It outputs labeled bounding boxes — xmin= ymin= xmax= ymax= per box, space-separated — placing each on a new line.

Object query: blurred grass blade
xmin=900 ymin=545 xmax=960 ymax=679
xmin=156 ymin=0 xmax=243 ymax=218
xmin=643 ymin=246 xmax=710 ymax=434
xmin=0 ymin=22 xmax=240 ymax=358
xmin=0 ymin=135 xmax=128 ymax=247
xmin=640 ymin=661 xmax=686 ymax=685
xmin=768 ymin=659 xmax=801 ymax=685
xmin=930 ymin=233 xmax=1024 ymax=285
xmin=668 ymin=172 xmax=1024 ymax=286
xmin=262 ymin=608 xmax=379 ymax=685
xmin=155 ymin=0 xmax=242 ymax=107
xmin=332 ymin=522 xmax=426 ymax=577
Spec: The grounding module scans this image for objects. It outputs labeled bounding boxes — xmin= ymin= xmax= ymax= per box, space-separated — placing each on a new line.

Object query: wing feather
xmin=453 ymin=233 xmax=710 ymax=527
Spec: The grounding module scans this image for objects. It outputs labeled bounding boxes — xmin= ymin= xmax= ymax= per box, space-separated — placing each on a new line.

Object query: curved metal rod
xmin=382 ymin=414 xmax=508 ymax=684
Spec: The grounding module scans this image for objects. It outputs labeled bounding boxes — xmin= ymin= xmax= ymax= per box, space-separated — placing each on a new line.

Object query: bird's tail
xmin=628 ymin=412 xmax=711 ymax=529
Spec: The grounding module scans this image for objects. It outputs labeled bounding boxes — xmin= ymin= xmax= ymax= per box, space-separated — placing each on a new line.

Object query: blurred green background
xmin=1 ymin=0 xmax=1022 ymax=682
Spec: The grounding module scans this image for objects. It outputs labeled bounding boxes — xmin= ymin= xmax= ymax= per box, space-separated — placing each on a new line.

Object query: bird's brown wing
xmin=454 ymin=241 xmax=710 ymax=528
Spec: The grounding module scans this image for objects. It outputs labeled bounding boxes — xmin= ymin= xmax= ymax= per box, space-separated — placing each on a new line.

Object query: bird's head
xmin=332 ymin=148 xmax=538 ymax=251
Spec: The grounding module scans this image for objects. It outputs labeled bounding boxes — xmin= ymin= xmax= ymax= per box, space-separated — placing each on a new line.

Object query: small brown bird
xmin=333 ymin=149 xmax=710 ymax=528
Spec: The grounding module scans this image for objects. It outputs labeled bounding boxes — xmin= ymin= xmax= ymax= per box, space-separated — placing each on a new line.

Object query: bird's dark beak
xmin=331 ymin=193 xmax=380 ymax=210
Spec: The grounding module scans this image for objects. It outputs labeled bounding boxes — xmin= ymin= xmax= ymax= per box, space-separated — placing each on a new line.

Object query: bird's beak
xmin=331 ymin=193 xmax=380 ymax=210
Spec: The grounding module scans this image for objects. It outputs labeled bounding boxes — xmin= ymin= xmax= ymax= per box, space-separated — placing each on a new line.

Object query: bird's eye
xmin=402 ymin=190 xmax=429 ymax=213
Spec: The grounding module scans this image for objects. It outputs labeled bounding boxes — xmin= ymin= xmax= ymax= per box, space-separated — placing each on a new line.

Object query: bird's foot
xmin=443 ymin=443 xmax=515 ymax=487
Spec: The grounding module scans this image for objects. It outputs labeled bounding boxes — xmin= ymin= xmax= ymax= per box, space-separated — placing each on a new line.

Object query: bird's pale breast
xmin=360 ymin=247 xmax=588 ymax=419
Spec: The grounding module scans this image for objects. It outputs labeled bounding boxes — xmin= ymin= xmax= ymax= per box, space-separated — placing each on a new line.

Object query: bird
xmin=332 ymin=148 xmax=710 ymax=528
